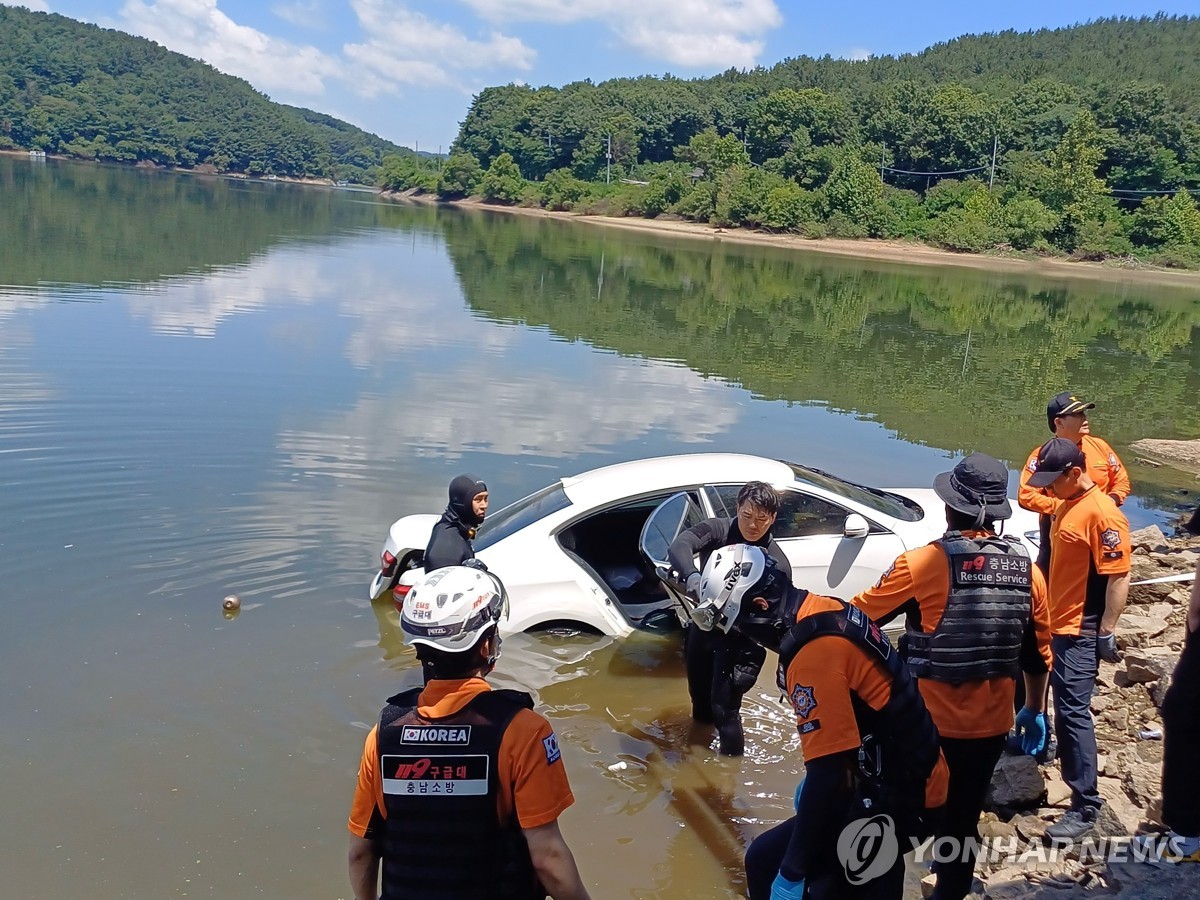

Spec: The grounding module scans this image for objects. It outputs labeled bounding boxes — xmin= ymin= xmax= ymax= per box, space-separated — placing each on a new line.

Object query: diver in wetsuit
xmin=424 ymin=474 xmax=489 ymax=571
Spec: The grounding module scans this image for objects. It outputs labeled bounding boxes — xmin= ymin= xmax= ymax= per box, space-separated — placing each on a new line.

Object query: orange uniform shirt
xmin=786 ymin=593 xmax=949 ymax=809
xmin=348 ymin=678 xmax=574 ymax=839
xmin=850 ymin=533 xmax=1053 ymax=740
xmin=1046 ymin=487 xmax=1131 ymax=636
xmin=1019 ymin=435 xmax=1130 ymax=516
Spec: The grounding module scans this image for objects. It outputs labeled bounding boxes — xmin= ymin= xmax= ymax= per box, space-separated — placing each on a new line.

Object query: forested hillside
xmin=0 ymin=6 xmax=409 ymax=182
xmin=383 ymin=15 xmax=1200 ymax=267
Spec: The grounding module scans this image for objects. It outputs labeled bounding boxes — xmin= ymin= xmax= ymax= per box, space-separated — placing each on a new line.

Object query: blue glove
xmin=770 ymin=873 xmax=806 ymax=900
xmin=1098 ymin=632 xmax=1121 ymax=663
xmin=793 ymin=777 xmax=806 ymax=812
xmin=1015 ymin=707 xmax=1047 ymax=756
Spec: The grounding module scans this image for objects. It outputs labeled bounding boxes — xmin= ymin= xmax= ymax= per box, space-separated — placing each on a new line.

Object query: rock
xmin=1011 ymin=813 xmax=1049 ymax=841
xmin=1130 ymin=525 xmax=1169 ymax=554
xmin=979 ymin=818 xmax=1018 ymax=840
xmin=1045 ymin=769 xmax=1072 ymax=807
xmin=1116 ymin=611 xmax=1172 ymax=649
xmin=1096 ymin=799 xmax=1137 ymax=837
xmin=1124 ymin=647 xmax=1180 ymax=684
xmin=920 ymin=871 xmax=937 ymax=898
xmin=986 ymin=754 xmax=1046 ymax=812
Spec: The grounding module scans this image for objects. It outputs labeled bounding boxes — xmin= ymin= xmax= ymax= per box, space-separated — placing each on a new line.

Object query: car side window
xmin=773 ymin=491 xmax=850 ymax=539
xmin=707 ymin=485 xmax=741 ymax=518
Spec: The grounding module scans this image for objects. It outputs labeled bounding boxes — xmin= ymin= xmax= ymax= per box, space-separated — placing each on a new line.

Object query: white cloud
xmin=272 ymin=0 xmax=325 ymax=29
xmin=457 ymin=0 xmax=783 ymax=68
xmin=0 ymin=0 xmax=50 ymax=10
xmin=345 ymin=0 xmax=534 ymax=94
xmin=119 ymin=0 xmax=343 ymax=96
xmin=846 ymin=47 xmax=871 ymax=61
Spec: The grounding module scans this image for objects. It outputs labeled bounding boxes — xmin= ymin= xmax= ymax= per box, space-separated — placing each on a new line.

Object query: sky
xmin=5 ymin=0 xmax=1199 ymax=151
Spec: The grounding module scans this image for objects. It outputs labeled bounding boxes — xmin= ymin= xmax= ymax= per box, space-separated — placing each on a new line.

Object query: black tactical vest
xmin=376 ymin=687 xmax=543 ymax=900
xmin=904 ymin=532 xmax=1032 ymax=684
xmin=777 ymin=600 xmax=942 ymax=837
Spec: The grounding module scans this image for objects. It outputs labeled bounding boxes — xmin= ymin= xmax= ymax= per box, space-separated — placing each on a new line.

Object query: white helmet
xmin=696 ymin=544 xmax=790 ymax=634
xmin=401 ymin=565 xmax=509 ymax=654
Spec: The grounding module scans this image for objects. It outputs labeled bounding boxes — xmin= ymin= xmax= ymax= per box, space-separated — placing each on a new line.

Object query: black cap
xmin=933 ymin=453 xmax=1013 ymax=522
xmin=1046 ymin=391 xmax=1095 ymax=433
xmin=1027 ymin=438 xmax=1087 ymax=488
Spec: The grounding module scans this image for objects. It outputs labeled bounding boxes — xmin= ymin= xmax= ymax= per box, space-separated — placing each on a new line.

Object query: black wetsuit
xmin=423 ymin=474 xmax=487 ymax=571
xmin=667 ymin=517 xmax=790 ymax=756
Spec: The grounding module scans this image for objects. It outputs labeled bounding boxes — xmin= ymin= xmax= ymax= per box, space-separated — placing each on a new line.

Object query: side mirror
xmin=843 ymin=513 xmax=870 ymax=539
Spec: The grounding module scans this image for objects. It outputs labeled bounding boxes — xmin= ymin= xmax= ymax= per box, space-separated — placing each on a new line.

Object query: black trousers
xmin=1050 ymin=631 xmax=1102 ymax=811
xmin=930 ymin=735 xmax=1007 ymax=900
xmin=744 ymin=816 xmax=906 ymax=900
xmin=684 ymin=624 xmax=765 ymax=756
xmin=1163 ymin=626 xmax=1200 ymax=836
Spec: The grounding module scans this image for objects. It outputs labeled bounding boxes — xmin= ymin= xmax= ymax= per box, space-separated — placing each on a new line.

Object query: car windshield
xmin=473 ymin=483 xmax=572 ymax=551
xmin=784 ymin=461 xmax=924 ymax=522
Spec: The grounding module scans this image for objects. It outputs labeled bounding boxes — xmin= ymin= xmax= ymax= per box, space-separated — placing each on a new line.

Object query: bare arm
xmin=1189 ymin=559 xmax=1200 ymax=635
xmin=1099 ymin=572 xmax=1130 ymax=636
xmin=348 ymin=834 xmax=380 ymax=900
xmin=523 ymin=820 xmax=591 ymax=900
xmin=1021 ymin=671 xmax=1049 ymax=714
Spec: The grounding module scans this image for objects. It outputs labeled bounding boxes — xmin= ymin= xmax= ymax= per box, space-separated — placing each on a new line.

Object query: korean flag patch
xmin=790 ymin=684 xmax=818 ymax=719
xmin=542 ymin=733 xmax=562 ymax=765
xmin=1101 ymin=529 xmax=1121 ymax=549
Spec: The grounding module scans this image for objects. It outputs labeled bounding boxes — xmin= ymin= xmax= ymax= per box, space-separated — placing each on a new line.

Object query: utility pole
xmin=880 ymin=148 xmax=886 ymax=182
xmin=605 ymin=133 xmax=612 ymax=184
xmin=988 ymin=135 xmax=998 ymax=190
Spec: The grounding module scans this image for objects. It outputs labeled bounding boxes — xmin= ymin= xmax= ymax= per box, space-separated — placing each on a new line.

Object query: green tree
xmin=1043 ymin=111 xmax=1110 ymax=250
xmin=678 ymin=128 xmax=750 ymax=179
xmin=480 ymin=151 xmax=524 ymax=203
xmin=438 ymin=152 xmax=483 ymax=198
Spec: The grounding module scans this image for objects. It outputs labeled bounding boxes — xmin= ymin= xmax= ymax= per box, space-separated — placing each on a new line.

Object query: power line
xmin=1109 ymin=186 xmax=1200 ymax=195
xmin=882 ymin=164 xmax=989 ymax=176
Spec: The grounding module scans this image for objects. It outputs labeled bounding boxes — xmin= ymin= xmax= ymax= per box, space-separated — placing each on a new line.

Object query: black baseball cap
xmin=1027 ymin=437 xmax=1087 ymax=488
xmin=1046 ymin=391 xmax=1095 ymax=433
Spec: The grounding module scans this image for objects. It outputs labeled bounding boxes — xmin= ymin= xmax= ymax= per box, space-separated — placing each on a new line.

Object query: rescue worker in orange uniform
xmin=690 ymin=545 xmax=948 ymax=900
xmin=849 ymin=454 xmax=1053 ymax=900
xmin=1018 ymin=391 xmax=1130 ymax=574
xmin=1027 ymin=437 xmax=1131 ymax=841
xmin=347 ymin=566 xmax=591 ymax=900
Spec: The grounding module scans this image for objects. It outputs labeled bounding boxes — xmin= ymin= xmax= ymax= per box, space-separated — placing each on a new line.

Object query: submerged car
xmin=369 ymin=453 xmax=1041 ymax=638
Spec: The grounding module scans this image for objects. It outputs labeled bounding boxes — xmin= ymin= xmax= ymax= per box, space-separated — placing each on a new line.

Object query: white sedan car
xmin=369 ymin=453 xmax=1040 ymax=638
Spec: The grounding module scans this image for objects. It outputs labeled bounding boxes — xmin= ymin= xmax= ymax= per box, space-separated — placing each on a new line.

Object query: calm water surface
xmin=2 ymin=157 xmax=1198 ymax=898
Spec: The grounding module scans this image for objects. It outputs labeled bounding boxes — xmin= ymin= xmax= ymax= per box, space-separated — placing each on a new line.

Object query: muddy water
xmin=2 ymin=157 xmax=1198 ymax=898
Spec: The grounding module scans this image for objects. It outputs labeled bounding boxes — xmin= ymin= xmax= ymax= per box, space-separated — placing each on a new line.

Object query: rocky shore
xmin=940 ymin=523 xmax=1200 ymax=898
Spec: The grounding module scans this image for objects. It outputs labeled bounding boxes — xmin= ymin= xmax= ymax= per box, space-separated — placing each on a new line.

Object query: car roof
xmin=559 ymin=453 xmax=794 ymax=510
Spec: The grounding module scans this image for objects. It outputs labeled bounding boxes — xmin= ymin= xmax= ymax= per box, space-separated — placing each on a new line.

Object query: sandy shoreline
xmin=386 ymin=191 xmax=1200 ymax=289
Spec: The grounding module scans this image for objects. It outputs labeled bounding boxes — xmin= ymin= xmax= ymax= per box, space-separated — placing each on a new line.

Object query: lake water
xmin=2 ymin=156 xmax=1198 ymax=898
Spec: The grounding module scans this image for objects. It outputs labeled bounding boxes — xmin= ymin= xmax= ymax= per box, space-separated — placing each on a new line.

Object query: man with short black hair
xmin=668 ymin=481 xmax=789 ymax=755
xmin=1027 ymin=437 xmax=1131 ymax=842
xmin=347 ymin=566 xmax=591 ymax=900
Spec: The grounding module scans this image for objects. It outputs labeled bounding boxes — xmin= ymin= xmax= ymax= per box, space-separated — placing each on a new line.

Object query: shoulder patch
xmin=1108 ymin=453 xmax=1121 ymax=472
xmin=873 ymin=561 xmax=895 ymax=589
xmin=790 ymin=683 xmax=818 ymax=719
xmin=1100 ymin=529 xmax=1121 ymax=549
xmin=542 ymin=732 xmax=561 ymax=765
